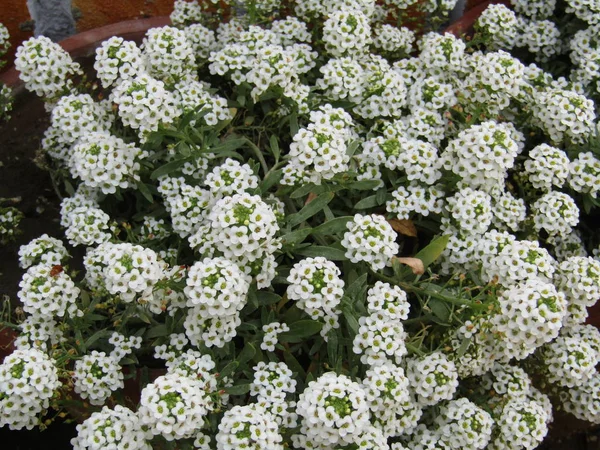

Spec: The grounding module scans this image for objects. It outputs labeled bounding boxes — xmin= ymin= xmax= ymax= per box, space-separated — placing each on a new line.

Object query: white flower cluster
xmin=15 ymin=36 xmax=81 ymax=99
xmin=418 ymin=32 xmax=466 ymax=76
xmin=462 ymin=51 xmax=525 ymax=116
xmin=569 ymin=25 xmax=600 ymax=89
xmin=184 ymin=23 xmax=217 ymax=64
xmin=261 ymin=321 xmax=290 ymax=351
xmin=109 ymin=332 xmax=143 ymax=360
xmin=0 ymin=347 xmax=61 ymax=430
xmin=475 ymin=4 xmax=518 ymax=49
xmin=111 ymin=73 xmax=179 ymax=141
xmin=516 ymin=19 xmax=561 ymax=62
xmin=408 ymin=76 xmax=456 ymax=112
xmin=523 ymin=143 xmax=570 ymax=191
xmin=530 ymin=191 xmax=579 ymax=237
xmin=531 ymin=87 xmax=596 ymax=144
xmin=158 ymin=176 xmax=211 ymax=238
xmin=372 ymin=24 xmax=414 ymax=55
xmin=367 ymin=281 xmax=410 ymax=320
xmin=282 ymin=105 xmax=354 ymax=185
xmin=18 ymin=234 xmax=69 ymax=269
xmin=510 ymin=0 xmax=556 ymax=19
xmin=251 ymin=361 xmax=297 ymax=404
xmin=387 ymin=183 xmax=445 ymax=220
xmin=142 ymin=26 xmax=195 ymax=83
xmin=480 ymin=238 xmax=555 ymax=285
xmin=85 ymin=242 xmax=164 ymax=303
xmin=542 ymin=335 xmax=599 ymax=388
xmin=406 ymin=352 xmax=459 ymax=406
xmin=205 ymin=158 xmax=259 ymax=199
xmin=322 ymin=10 xmax=371 ymax=57
xmin=296 ymin=372 xmax=370 ymax=447
xmin=353 ymin=311 xmax=408 ymax=365
xmin=18 ymin=264 xmax=80 ymax=318
xmin=69 ymin=132 xmax=147 ymax=195
xmin=442 ymin=121 xmax=520 ymax=192
xmin=216 ymin=404 xmax=283 ymax=450
xmin=170 ymin=0 xmax=204 ymax=27
xmin=490 ymin=399 xmax=549 ymax=450
xmin=555 ymin=256 xmax=600 ymax=324
xmin=433 ymin=398 xmax=494 ymax=449
xmin=271 ymin=17 xmax=311 ymax=46
xmin=491 ymin=190 xmax=527 ymax=232
xmin=71 ymin=405 xmax=150 ymax=450
xmin=16 ymin=315 xmax=64 ymax=350
xmin=50 ymin=94 xmax=112 ymax=150
xmin=138 ymin=372 xmax=211 ymax=441
xmin=354 ymin=61 xmax=407 ymax=119
xmin=342 ymin=214 xmax=399 ymax=271
xmin=317 ymin=57 xmax=364 ymax=102
xmin=73 ymin=350 xmax=124 ymax=406
xmin=491 ymin=279 xmax=566 ymax=361
xmin=94 ymin=36 xmax=146 ymax=88
xmin=0 ymin=22 xmax=8 ymax=56
xmin=174 ymin=79 xmax=232 ymax=126
xmin=562 ymin=375 xmax=600 ymax=423
xmin=287 ymin=257 xmax=344 ymax=334
xmin=442 ymin=188 xmax=492 ymax=236
xmin=63 ymin=205 xmax=113 ymax=247
xmin=569 ymin=151 xmax=600 ymax=198
xmin=566 ymin=0 xmax=600 ymax=24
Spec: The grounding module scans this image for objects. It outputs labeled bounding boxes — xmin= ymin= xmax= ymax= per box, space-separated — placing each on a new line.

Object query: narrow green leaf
xmin=270 ymin=135 xmax=280 ymax=162
xmin=290 ymin=183 xmax=318 ymax=199
xmin=345 ymin=273 xmax=368 ymax=303
xmin=257 ymin=291 xmax=281 ymax=306
xmin=146 ymin=324 xmax=169 ymax=339
xmin=212 ymin=137 xmax=246 ymax=153
xmin=258 ymin=169 xmax=283 ymax=193
xmin=429 ymin=299 xmax=451 ymax=324
xmin=456 ymin=337 xmax=472 ymax=358
xmin=224 ymin=383 xmax=251 ymax=395
xmin=283 ymin=350 xmax=306 ymax=379
xmin=296 ymin=246 xmax=348 ymax=261
xmin=150 ymin=158 xmax=188 ymax=180
xmin=136 ymin=180 xmax=154 ymax=203
xmin=219 ymin=361 xmax=239 ymax=379
xmin=84 ymin=330 xmax=111 ymax=350
xmin=354 ymin=195 xmax=380 ymax=210
xmin=280 ymin=228 xmax=313 ymax=247
xmin=346 ymin=180 xmax=381 ymax=191
xmin=312 ymin=216 xmax=353 ymax=235
xmin=327 ymin=331 xmax=339 ymax=367
xmin=376 ymin=188 xmax=387 ymax=205
xmin=342 ymin=308 xmax=360 ymax=334
xmin=279 ymin=320 xmax=324 ymax=343
xmin=237 ymin=343 xmax=256 ymax=366
xmin=287 ymin=192 xmax=335 ymax=227
xmin=346 ymin=139 xmax=361 ymax=157
xmin=415 ymin=234 xmax=451 ymax=270
xmin=290 ymin=112 xmax=299 ymax=136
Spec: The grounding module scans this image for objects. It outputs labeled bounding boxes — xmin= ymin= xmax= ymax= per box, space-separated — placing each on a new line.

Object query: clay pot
xmin=445 ymin=0 xmax=510 ymax=36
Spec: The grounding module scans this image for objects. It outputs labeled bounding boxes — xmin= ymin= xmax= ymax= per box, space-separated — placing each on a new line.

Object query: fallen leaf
xmin=392 ymin=257 xmax=425 ymax=275
xmin=305 ymin=192 xmax=318 ymax=205
xmin=387 ymin=218 xmax=417 ymax=237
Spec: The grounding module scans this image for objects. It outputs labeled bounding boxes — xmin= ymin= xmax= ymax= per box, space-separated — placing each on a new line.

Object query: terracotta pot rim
xmin=444 ymin=0 xmax=510 ymax=37
xmin=0 ymin=15 xmax=171 ymax=91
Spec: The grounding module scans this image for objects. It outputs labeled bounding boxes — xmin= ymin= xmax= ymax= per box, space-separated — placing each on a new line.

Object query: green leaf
xmin=257 ymin=291 xmax=281 ymax=306
xmin=237 ymin=343 xmax=256 ymax=366
xmin=376 ymin=188 xmax=387 ymax=205
xmin=146 ymin=324 xmax=169 ymax=339
xmin=345 ymin=273 xmax=368 ymax=304
xmin=346 ymin=180 xmax=381 ymax=191
xmin=136 ymin=180 xmax=154 ymax=203
xmin=283 ymin=350 xmax=306 ymax=380
xmin=84 ymin=330 xmax=111 ymax=350
xmin=327 ymin=331 xmax=339 ymax=367
xmin=296 ymin=246 xmax=348 ymax=261
xmin=429 ymin=299 xmax=451 ymax=324
xmin=415 ymin=234 xmax=450 ymax=270
xmin=150 ymin=158 xmax=188 ymax=180
xmin=224 ymin=383 xmax=251 ymax=395
xmin=211 ymin=137 xmax=246 ymax=153
xmin=287 ymin=192 xmax=335 ymax=227
xmin=270 ymin=135 xmax=280 ymax=162
xmin=280 ymin=228 xmax=312 ymax=247
xmin=258 ymin=169 xmax=283 ymax=193
xmin=290 ymin=112 xmax=299 ymax=136
xmin=346 ymin=139 xmax=361 ymax=157
xmin=312 ymin=216 xmax=353 ymax=235
xmin=279 ymin=320 xmax=324 ymax=343
xmin=456 ymin=337 xmax=471 ymax=358
xmin=219 ymin=361 xmax=239 ymax=379
xmin=290 ymin=183 xmax=318 ymax=199
xmin=178 ymin=141 xmax=192 ymax=157
xmin=342 ymin=308 xmax=360 ymax=334
xmin=354 ymin=195 xmax=380 ymax=210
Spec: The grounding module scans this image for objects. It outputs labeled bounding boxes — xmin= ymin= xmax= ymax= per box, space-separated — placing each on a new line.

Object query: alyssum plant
xmin=2 ymin=0 xmax=600 ymax=448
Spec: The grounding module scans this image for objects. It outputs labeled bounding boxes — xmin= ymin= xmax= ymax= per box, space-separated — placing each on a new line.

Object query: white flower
xmin=341 ymin=214 xmax=399 ymax=271
xmin=366 ymin=281 xmax=410 ymax=320
xmin=205 ymin=158 xmax=259 ymax=200
xmin=261 ymin=322 xmax=290 ymax=352
xmin=185 ymin=257 xmax=251 ymax=316
xmin=0 ymin=347 xmax=60 ymax=430
xmin=555 ymin=256 xmax=600 ymax=308
xmin=216 ymin=404 xmax=283 ymax=450
xmin=562 ymin=374 xmax=600 ymax=423
xmin=442 ymin=188 xmax=493 ymax=236
xmin=251 ymin=361 xmax=297 ymax=403
xmin=542 ymin=335 xmax=598 ymax=388
xmin=406 ymin=352 xmax=459 ymax=406
xmin=569 ymin=151 xmax=600 ymax=198
xmin=372 ymin=24 xmax=414 ymax=55
xmin=15 ymin=36 xmax=81 ymax=99
xmin=475 ymin=4 xmax=518 ymax=49
xmin=18 ymin=264 xmax=80 ymax=318
xmin=18 ymin=234 xmax=69 ymax=269
xmin=170 ymin=0 xmax=204 ymax=26
xmin=434 ymin=398 xmax=493 ymax=450
xmin=296 ymin=372 xmax=371 ymax=446
xmin=138 ymin=373 xmax=212 ymax=441
xmin=353 ymin=312 xmax=407 ymax=366
xmin=142 ymin=26 xmax=196 ymax=83
xmin=322 ymin=10 xmax=371 ymax=57
xmin=530 ymin=191 xmax=579 ymax=237
xmin=73 ymin=351 xmax=124 ymax=406
xmin=184 ymin=309 xmax=241 ymax=348
xmin=94 ymin=36 xmax=146 ymax=88
xmin=490 ymin=399 xmax=549 ymax=450
xmin=523 ymin=143 xmax=570 ymax=191
xmin=71 ymin=405 xmax=150 ymax=450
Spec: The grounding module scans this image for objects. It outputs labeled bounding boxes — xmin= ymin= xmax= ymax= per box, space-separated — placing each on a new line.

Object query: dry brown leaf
xmin=305 ymin=192 xmax=318 ymax=205
xmin=393 ymin=257 xmax=425 ymax=275
xmin=387 ymin=218 xmax=417 ymax=237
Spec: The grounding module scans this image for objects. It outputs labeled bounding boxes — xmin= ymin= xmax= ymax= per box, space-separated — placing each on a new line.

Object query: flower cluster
xmin=342 ymin=214 xmax=399 ymax=271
